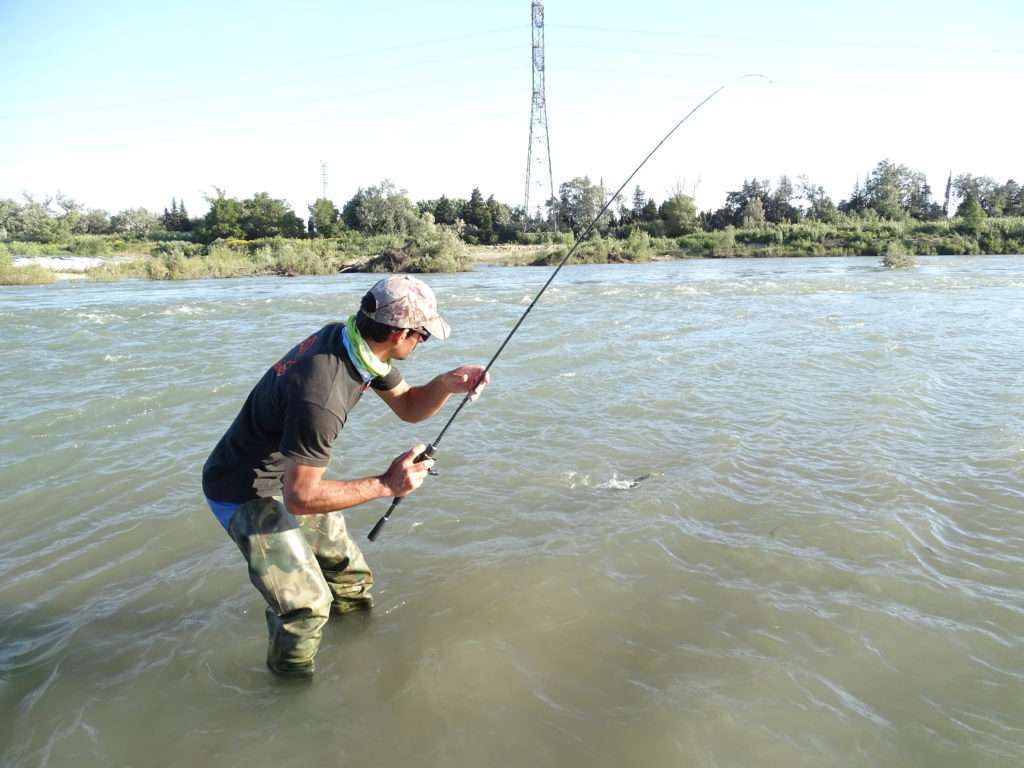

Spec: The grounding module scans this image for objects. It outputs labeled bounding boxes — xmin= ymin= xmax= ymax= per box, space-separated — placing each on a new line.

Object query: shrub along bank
xmin=529 ymin=217 xmax=1024 ymax=266
xmin=86 ymin=226 xmax=471 ymax=282
xmin=0 ymin=248 xmax=55 ymax=285
xmin=3 ymin=216 xmax=1022 ymax=284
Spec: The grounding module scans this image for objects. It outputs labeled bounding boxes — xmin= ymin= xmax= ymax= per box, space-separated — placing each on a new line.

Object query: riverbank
xmin=3 ymin=216 xmax=1023 ymax=284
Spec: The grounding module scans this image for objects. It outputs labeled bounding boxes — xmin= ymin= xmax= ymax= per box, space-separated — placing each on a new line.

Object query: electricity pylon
xmin=524 ymin=0 xmax=555 ymax=230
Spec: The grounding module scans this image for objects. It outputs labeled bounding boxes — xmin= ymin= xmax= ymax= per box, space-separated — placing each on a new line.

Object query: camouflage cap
xmin=360 ymin=275 xmax=450 ymax=340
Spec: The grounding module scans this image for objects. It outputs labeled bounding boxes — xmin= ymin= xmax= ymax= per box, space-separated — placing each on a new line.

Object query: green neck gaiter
xmin=345 ymin=314 xmax=392 ymax=379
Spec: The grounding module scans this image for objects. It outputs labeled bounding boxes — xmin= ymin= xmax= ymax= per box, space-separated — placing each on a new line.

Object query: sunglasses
xmin=409 ymin=327 xmax=431 ymax=343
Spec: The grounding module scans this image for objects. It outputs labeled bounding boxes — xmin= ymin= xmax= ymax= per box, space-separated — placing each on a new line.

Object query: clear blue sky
xmin=2 ymin=0 xmax=1021 ymax=217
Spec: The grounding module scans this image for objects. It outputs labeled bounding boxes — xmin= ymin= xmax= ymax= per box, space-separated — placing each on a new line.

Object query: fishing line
xmin=368 ymin=74 xmax=770 ymax=542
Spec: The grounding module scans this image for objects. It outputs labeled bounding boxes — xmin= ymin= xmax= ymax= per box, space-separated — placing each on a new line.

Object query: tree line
xmin=1 ymin=160 xmax=1021 ymax=247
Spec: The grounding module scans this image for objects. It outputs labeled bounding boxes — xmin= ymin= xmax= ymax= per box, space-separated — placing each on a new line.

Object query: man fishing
xmin=202 ymin=275 xmax=488 ymax=677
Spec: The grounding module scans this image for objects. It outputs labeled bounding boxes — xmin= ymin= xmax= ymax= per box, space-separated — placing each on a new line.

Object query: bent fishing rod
xmin=368 ymin=77 xmax=767 ymax=542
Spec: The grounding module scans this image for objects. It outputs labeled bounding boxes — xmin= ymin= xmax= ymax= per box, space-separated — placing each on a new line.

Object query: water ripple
xmin=1 ymin=258 xmax=1023 ymax=766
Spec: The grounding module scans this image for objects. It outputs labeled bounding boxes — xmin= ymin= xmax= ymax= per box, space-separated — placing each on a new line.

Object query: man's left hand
xmin=443 ymin=365 xmax=490 ymax=401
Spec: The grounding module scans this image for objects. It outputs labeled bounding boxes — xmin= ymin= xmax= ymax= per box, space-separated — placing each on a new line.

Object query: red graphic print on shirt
xmin=272 ymin=333 xmax=319 ymax=377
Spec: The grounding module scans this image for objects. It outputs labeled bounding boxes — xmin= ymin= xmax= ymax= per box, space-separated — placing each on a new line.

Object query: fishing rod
xmin=368 ymin=76 xmax=768 ymax=542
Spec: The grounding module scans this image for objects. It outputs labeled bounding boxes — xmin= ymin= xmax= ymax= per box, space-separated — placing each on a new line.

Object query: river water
xmin=1 ymin=256 xmax=1022 ymax=767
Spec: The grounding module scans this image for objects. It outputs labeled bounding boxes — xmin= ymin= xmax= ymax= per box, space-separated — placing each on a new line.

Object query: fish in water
xmin=596 ymin=472 xmax=657 ymax=490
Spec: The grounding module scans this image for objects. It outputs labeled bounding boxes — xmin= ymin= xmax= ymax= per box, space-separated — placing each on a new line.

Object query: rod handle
xmin=368 ymin=497 xmax=401 ymax=542
xmin=367 ymin=444 xmax=437 ymax=542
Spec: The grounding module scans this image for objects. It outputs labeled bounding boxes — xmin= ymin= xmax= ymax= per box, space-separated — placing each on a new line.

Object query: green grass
xmin=529 ymin=229 xmax=657 ymax=266
xmin=84 ymin=224 xmax=471 ymax=281
xmin=5 ymin=213 xmax=1023 ymax=284
xmin=666 ymin=217 xmax=1023 ymax=260
xmin=0 ymin=250 xmax=56 ymax=285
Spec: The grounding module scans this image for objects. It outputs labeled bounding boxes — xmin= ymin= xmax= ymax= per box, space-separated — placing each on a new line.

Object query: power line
xmin=0 ymin=42 xmax=526 ymax=120
xmin=549 ymin=23 xmax=1024 ymax=56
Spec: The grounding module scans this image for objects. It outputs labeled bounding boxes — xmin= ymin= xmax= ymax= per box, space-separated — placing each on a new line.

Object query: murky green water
xmin=2 ymin=256 xmax=1022 ymax=766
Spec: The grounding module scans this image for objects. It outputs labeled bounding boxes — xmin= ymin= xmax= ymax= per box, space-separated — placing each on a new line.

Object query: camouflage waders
xmin=226 ymin=497 xmax=374 ymax=677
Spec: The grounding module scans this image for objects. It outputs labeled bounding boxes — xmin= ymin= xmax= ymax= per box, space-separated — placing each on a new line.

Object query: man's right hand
xmin=381 ymin=444 xmax=435 ymax=497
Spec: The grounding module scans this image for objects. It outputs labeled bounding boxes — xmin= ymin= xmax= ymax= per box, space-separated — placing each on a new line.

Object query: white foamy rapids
xmin=72 ymin=310 xmax=125 ymax=325
xmin=159 ymin=304 xmax=211 ymax=316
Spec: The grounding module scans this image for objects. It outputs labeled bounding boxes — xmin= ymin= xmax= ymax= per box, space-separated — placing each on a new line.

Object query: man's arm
xmin=376 ymin=365 xmax=489 ymax=423
xmin=283 ymin=445 xmax=434 ymax=516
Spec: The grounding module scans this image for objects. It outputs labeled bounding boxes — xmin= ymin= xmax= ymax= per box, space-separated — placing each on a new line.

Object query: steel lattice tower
xmin=320 ymin=161 xmax=329 ymax=199
xmin=524 ymin=0 xmax=554 ymax=229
